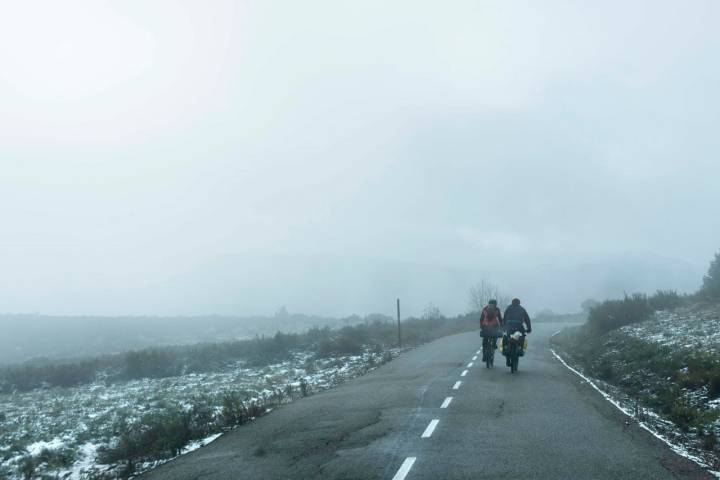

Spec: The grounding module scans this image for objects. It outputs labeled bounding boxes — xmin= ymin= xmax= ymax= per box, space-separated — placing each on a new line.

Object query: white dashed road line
xmin=476 ymin=350 xmax=481 ymax=354
xmin=421 ymin=419 xmax=440 ymax=438
xmin=390 ymin=351 xmax=475 ymax=478
xmin=391 ymin=457 xmax=417 ymax=480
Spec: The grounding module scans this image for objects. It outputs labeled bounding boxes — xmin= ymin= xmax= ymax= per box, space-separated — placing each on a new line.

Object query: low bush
xmin=102 ymin=409 xmax=196 ymax=462
xmin=708 ymin=374 xmax=720 ymax=400
xmin=19 ymin=456 xmax=35 ymax=479
xmin=99 ymin=391 xmax=272 ymax=471
xmin=667 ymin=399 xmax=699 ymax=433
xmin=701 ymin=430 xmax=717 ymax=451
xmin=587 ymin=293 xmax=653 ymax=333
xmin=648 ymin=290 xmax=684 ymax=311
xmin=587 ymin=289 xmax=690 ymax=334
xmin=37 ymin=447 xmax=76 ymax=469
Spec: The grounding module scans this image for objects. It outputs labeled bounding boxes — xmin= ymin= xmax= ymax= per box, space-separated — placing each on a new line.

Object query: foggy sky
xmin=1 ymin=1 xmax=719 ymax=317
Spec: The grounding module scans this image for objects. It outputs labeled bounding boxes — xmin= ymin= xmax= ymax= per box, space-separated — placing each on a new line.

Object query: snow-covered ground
xmin=553 ymin=304 xmax=720 ymax=475
xmin=621 ymin=304 xmax=720 ymax=357
xmin=0 ymin=349 xmax=395 ymax=479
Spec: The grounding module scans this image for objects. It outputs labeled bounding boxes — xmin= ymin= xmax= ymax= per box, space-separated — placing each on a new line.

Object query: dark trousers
xmin=482 ymin=335 xmax=497 ymax=351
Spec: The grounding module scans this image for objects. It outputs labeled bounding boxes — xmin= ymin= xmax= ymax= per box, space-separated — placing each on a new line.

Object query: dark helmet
xmin=511 ymin=298 xmax=521 ymax=305
xmin=488 ymin=299 xmax=497 ymax=306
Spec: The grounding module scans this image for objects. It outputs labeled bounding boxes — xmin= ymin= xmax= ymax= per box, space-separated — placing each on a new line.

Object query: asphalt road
xmin=142 ymin=323 xmax=712 ymax=479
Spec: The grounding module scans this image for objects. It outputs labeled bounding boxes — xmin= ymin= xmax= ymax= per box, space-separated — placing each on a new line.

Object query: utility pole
xmin=397 ymin=298 xmax=402 ymax=348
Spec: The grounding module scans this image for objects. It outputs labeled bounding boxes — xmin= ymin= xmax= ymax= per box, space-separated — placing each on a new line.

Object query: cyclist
xmin=480 ymin=299 xmax=503 ymax=352
xmin=502 ymin=298 xmax=532 ymax=366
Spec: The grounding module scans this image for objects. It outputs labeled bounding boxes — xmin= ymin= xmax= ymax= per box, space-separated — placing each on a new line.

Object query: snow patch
xmin=26 ymin=437 xmax=65 ymax=456
xmin=180 ymin=432 xmax=223 ymax=455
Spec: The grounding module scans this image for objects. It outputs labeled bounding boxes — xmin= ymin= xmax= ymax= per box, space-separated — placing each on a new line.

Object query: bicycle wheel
xmin=481 ymin=337 xmax=489 ymax=365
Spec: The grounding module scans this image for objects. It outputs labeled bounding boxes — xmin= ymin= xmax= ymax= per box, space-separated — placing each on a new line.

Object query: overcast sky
xmin=1 ymin=0 xmax=719 ymax=316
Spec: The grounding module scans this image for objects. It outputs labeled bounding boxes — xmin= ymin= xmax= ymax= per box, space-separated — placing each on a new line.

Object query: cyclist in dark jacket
xmin=502 ymin=298 xmax=531 ymax=333
xmin=502 ymin=298 xmax=532 ymax=366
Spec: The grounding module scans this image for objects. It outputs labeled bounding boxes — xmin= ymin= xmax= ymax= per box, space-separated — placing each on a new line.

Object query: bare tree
xmin=422 ymin=303 xmax=442 ymax=320
xmin=468 ymin=281 xmax=510 ymax=313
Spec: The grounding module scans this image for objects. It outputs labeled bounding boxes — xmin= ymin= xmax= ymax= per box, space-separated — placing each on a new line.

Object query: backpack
xmin=481 ymin=306 xmax=498 ymax=327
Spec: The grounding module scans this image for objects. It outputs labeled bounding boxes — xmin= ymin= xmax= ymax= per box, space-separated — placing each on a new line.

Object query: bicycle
xmin=504 ymin=331 xmax=524 ymax=373
xmin=480 ymin=325 xmax=501 ymax=368
xmin=482 ymin=335 xmax=495 ymax=368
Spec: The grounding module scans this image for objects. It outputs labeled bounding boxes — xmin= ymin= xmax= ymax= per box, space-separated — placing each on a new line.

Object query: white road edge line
xmin=391 ymin=457 xmax=417 ymax=480
xmin=460 ymin=370 xmax=468 ymax=377
xmin=452 ymin=381 xmax=462 ymax=390
xmin=441 ymin=397 xmax=453 ymax=408
xmin=551 ymin=349 xmax=720 ymax=478
xmin=467 ymin=362 xmax=474 ymax=368
xmin=421 ymin=419 xmax=440 ymax=438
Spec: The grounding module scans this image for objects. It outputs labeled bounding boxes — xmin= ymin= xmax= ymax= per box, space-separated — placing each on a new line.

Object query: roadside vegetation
xmin=0 ymin=307 xmax=480 ymax=479
xmin=0 ymin=349 xmax=386 ymax=479
xmin=0 ymin=311 xmax=476 ymax=394
xmin=552 ymin=250 xmax=720 ymax=468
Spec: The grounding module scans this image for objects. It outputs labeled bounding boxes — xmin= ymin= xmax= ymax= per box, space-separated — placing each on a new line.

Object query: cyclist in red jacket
xmin=480 ymin=299 xmax=503 ymax=349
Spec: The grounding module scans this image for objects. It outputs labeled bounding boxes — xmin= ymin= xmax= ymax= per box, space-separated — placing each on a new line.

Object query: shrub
xmin=101 ymin=408 xmax=197 ymax=462
xmin=587 ymin=293 xmax=653 ymax=333
xmin=648 ymin=290 xmax=683 ymax=311
xmin=701 ymin=431 xmax=717 ymax=451
xmin=709 ymin=374 xmax=720 ymax=400
xmin=334 ymin=331 xmax=364 ymax=355
xmin=595 ymin=359 xmax=615 ymax=381
xmin=303 ymin=358 xmax=316 ymax=374
xmin=316 ymin=333 xmax=363 ymax=357
xmin=667 ymin=400 xmax=698 ymax=432
xmin=220 ymin=392 xmax=249 ymax=427
xmin=18 ymin=456 xmax=35 ymax=480
xmin=123 ymin=349 xmax=182 ymax=380
xmin=37 ymin=447 xmax=75 ymax=469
